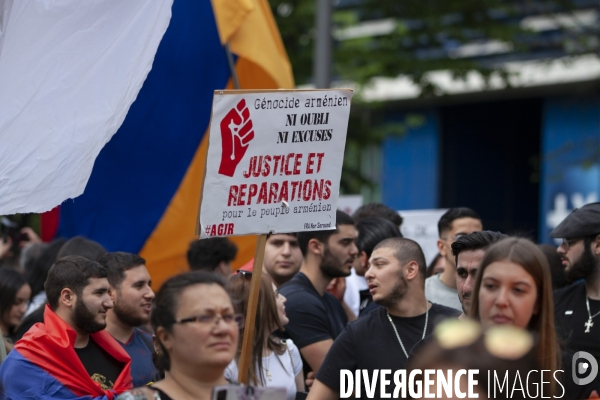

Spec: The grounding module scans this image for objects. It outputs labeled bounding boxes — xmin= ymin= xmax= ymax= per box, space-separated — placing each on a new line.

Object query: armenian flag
xmin=42 ymin=0 xmax=294 ymax=285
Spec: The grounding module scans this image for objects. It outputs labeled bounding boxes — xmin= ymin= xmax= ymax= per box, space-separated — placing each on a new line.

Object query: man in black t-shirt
xmin=308 ymin=237 xmax=459 ymax=400
xmin=279 ymin=210 xmax=358 ymax=376
xmin=551 ymin=202 xmax=600 ymax=397
xmin=75 ymin=337 xmax=124 ymax=390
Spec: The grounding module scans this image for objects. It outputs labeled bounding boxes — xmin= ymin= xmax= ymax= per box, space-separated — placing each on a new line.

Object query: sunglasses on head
xmin=236 ymin=269 xmax=252 ymax=278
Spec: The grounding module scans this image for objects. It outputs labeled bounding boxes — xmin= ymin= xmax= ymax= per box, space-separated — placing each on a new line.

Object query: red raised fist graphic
xmin=218 ymin=99 xmax=254 ymax=177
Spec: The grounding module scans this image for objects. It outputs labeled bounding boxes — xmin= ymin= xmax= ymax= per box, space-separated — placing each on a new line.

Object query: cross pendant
xmin=585 ymin=318 xmax=594 ymax=333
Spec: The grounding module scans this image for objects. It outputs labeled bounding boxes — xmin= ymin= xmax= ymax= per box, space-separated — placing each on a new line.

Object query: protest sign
xmin=197 ymin=88 xmax=352 ymax=384
xmin=399 ymin=209 xmax=449 ymax=264
xmin=198 ymin=89 xmax=353 ymax=238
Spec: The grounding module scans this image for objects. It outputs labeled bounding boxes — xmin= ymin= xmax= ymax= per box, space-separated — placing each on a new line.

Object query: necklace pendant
xmin=265 ymin=369 xmax=272 ymax=381
xmin=585 ymin=318 xmax=594 ymax=333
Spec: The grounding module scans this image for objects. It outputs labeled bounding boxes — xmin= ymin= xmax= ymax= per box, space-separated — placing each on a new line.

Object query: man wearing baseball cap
xmin=551 ymin=202 xmax=600 ymax=397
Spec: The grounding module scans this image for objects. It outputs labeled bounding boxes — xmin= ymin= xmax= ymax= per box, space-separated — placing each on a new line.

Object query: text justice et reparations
xmin=228 ymin=152 xmax=332 ymax=207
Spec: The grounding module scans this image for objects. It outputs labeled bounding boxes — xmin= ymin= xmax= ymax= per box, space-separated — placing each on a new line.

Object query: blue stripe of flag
xmin=58 ymin=0 xmax=231 ymax=252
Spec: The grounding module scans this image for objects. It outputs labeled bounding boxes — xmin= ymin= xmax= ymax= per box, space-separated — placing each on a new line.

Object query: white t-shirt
xmin=225 ymin=339 xmax=303 ymax=400
xmin=424 ymin=273 xmax=462 ymax=311
xmin=24 ymin=291 xmax=47 ymax=317
xmin=344 ymin=268 xmax=368 ymax=317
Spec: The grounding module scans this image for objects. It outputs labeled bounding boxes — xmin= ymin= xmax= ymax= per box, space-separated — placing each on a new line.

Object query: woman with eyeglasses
xmin=0 ymin=268 xmax=31 ymax=365
xmin=117 ymin=271 xmax=241 ymax=400
xmin=469 ymin=237 xmax=562 ymax=397
xmin=226 ymin=272 xmax=304 ymax=400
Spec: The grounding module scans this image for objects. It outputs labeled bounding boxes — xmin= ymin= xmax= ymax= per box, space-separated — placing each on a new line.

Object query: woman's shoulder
xmin=281 ymin=338 xmax=298 ymax=351
xmin=279 ymin=338 xmax=303 ymax=373
xmin=224 ymin=358 xmax=238 ymax=381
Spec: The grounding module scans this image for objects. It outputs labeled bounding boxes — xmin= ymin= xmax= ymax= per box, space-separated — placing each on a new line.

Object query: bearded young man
xmin=100 ymin=252 xmax=157 ymax=387
xmin=278 ymin=210 xmax=358 ymax=375
xmin=308 ymin=238 xmax=459 ymax=400
xmin=551 ymin=202 xmax=600 ymax=396
xmin=0 ymin=256 xmax=132 ymax=399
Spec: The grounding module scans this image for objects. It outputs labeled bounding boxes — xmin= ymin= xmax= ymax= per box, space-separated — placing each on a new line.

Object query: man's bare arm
xmin=342 ymin=300 xmax=357 ymax=322
xmin=299 ymin=339 xmax=333 ymax=373
xmin=306 ymin=379 xmax=339 ymax=400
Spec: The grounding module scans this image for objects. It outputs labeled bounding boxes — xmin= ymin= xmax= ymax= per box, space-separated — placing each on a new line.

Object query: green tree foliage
xmin=269 ymin=0 xmax=597 ymax=195
xmin=271 ymin=0 xmax=593 ymax=87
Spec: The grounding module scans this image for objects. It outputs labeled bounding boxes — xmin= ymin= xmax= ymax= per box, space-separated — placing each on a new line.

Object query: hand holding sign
xmin=218 ymin=99 xmax=254 ymax=177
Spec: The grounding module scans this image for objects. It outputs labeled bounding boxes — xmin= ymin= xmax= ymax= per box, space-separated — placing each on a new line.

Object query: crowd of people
xmin=0 ymin=201 xmax=598 ymax=399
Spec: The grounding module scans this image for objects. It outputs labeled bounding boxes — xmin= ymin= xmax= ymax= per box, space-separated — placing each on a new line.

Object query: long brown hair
xmin=227 ymin=273 xmax=285 ymax=385
xmin=469 ymin=237 xmax=561 ymax=395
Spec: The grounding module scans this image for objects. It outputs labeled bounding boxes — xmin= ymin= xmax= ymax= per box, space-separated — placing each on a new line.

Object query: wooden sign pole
xmin=237 ymin=233 xmax=267 ymax=384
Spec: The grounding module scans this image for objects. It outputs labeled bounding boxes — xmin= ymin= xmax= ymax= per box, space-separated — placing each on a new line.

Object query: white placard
xmin=199 ymin=89 xmax=353 ymax=238
xmin=399 ymin=208 xmax=449 ymax=264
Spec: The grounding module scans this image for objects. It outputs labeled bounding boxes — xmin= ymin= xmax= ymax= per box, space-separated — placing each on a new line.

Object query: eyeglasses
xmin=559 ymin=238 xmax=581 ymax=250
xmin=175 ymin=313 xmax=244 ymax=328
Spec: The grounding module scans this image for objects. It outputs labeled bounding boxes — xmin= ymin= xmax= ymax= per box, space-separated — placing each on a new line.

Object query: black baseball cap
xmin=549 ymin=202 xmax=600 ymax=238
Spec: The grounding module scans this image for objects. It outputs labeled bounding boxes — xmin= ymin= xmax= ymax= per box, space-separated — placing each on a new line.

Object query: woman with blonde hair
xmin=226 ymin=272 xmax=303 ymax=400
xmin=469 ymin=237 xmax=561 ymax=396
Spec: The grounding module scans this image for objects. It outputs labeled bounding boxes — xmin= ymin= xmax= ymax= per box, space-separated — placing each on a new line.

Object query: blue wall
xmin=382 ymin=110 xmax=439 ymax=210
xmin=539 ymin=96 xmax=600 ymax=243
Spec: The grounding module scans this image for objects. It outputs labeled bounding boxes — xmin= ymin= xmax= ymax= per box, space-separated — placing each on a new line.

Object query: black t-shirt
xmin=316 ymin=304 xmax=460 ymax=398
xmin=278 ymin=272 xmax=348 ymax=349
xmin=75 ymin=338 xmax=124 ymax=390
xmin=554 ymin=280 xmax=600 ymax=396
xmin=359 ymin=289 xmax=381 ymax=317
xmin=554 ymin=280 xmax=600 ymax=358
